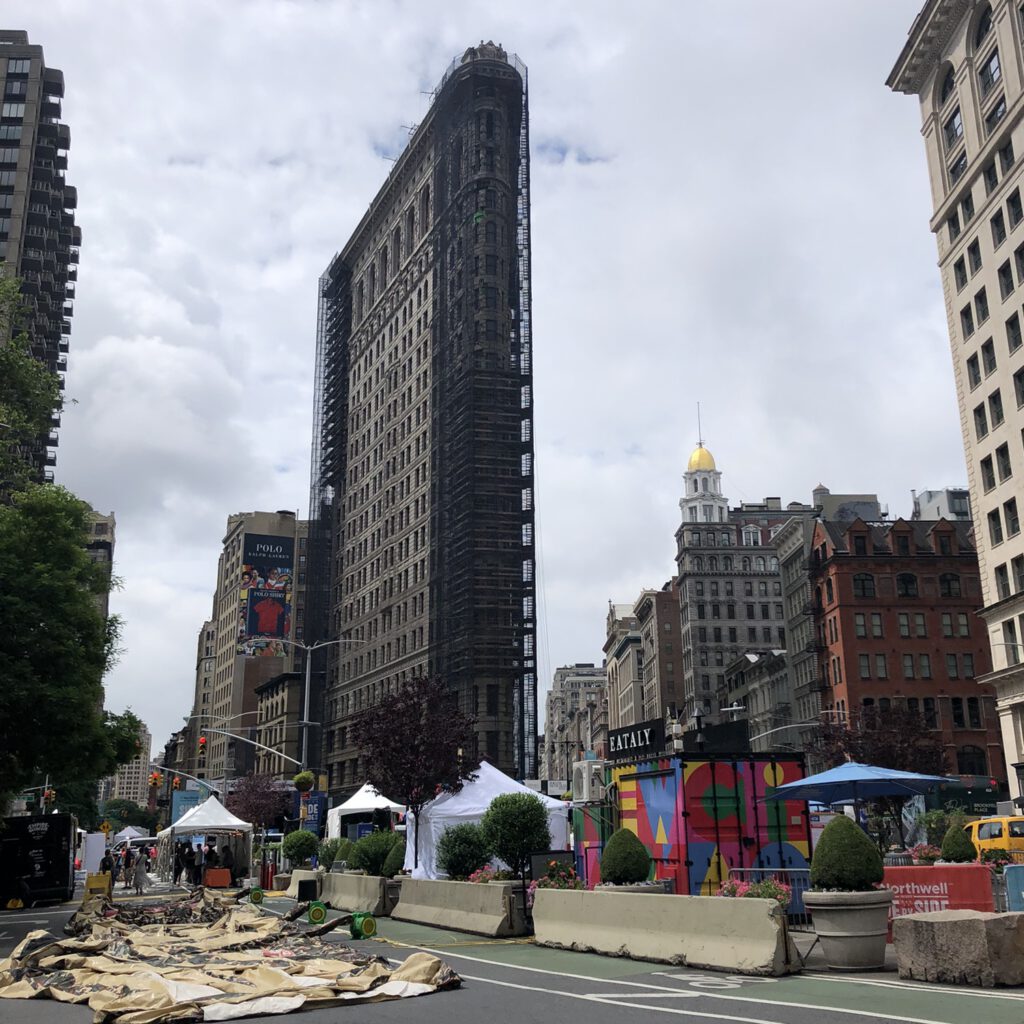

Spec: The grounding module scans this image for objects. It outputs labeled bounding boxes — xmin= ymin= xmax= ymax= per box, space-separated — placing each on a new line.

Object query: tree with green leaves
xmin=0 ymin=277 xmax=61 ymax=497
xmin=102 ymin=798 xmax=157 ymax=834
xmin=0 ymin=484 xmax=138 ymax=812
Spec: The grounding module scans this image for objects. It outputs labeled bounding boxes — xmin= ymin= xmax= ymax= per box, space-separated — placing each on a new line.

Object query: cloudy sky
xmin=13 ymin=1 xmax=956 ymax=756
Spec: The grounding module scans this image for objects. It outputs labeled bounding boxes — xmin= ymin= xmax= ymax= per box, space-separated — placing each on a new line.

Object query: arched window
xmin=756 ymin=556 xmax=766 ymax=572
xmin=702 ymin=478 xmax=709 ymax=493
xmin=723 ymin=556 xmax=733 ymax=570
xmin=853 ymin=573 xmax=876 ymax=598
xmin=939 ymin=65 xmax=956 ymax=105
xmin=770 ymin=557 xmax=779 ymax=571
xmin=693 ymin=479 xmax=699 ymax=493
xmin=957 ymin=744 xmax=987 ymax=775
xmin=896 ymin=573 xmax=919 ymax=597
xmin=742 ymin=556 xmax=751 ymax=572
xmin=974 ymin=4 xmax=993 ymax=50
xmin=692 ymin=556 xmax=703 ymax=571
xmin=940 ymin=572 xmax=962 ymax=597
xmin=709 ymin=556 xmax=719 ymax=571
xmin=743 ymin=526 xmax=759 ymax=547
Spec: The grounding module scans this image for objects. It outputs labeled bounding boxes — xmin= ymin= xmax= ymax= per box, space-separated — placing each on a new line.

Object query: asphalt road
xmin=3 ymin=898 xmax=1024 ymax=1024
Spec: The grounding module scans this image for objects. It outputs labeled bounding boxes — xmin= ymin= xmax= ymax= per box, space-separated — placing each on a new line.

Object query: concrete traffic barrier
xmin=533 ymin=889 xmax=800 ymax=976
xmin=391 ymin=879 xmax=526 ymax=937
xmin=284 ymin=869 xmax=321 ymax=900
xmin=893 ymin=909 xmax=1024 ymax=986
xmin=321 ymin=873 xmax=388 ymax=916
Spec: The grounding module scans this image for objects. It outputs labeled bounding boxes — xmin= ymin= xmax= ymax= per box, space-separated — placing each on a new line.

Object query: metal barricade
xmin=727 ymin=866 xmax=813 ymax=931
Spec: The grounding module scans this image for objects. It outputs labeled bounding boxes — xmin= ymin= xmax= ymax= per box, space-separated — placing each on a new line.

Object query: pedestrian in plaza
xmin=183 ymin=844 xmax=196 ymax=886
xmin=220 ymin=844 xmax=235 ymax=886
xmin=132 ymin=851 xmax=148 ymax=895
xmin=194 ymin=841 xmax=205 ymax=885
xmin=122 ymin=847 xmax=135 ymax=889
xmin=172 ymin=843 xmax=185 ymax=886
xmin=99 ymin=849 xmax=114 ymax=876
xmin=110 ymin=850 xmax=121 ymax=885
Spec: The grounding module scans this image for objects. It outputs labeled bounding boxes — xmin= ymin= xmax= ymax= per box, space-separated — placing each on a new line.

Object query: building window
xmin=859 ymin=654 xmax=871 ymax=680
xmin=854 ymin=613 xmax=866 ymax=638
xmin=968 ymin=353 xmax=982 ymax=389
xmin=992 ymin=212 xmax=1007 ymax=248
xmin=982 ymin=455 xmax=996 ymax=491
xmin=997 ymin=441 xmax=1012 ymax=480
xmin=0 ymin=102 xmax=24 ymax=119
xmin=871 ymin=613 xmax=883 ymax=638
xmin=897 ymin=573 xmax=918 ymax=598
xmin=1001 ymin=139 xmax=1016 ymax=173
xmin=989 ymin=507 xmax=1005 ymax=545
xmin=990 ymin=389 xmax=1005 ymax=427
xmin=968 ymin=697 xmax=982 ymax=729
xmin=964 ymin=652 xmax=975 ymax=677
xmin=1010 ymin=189 xmax=1024 ymax=227
xmin=898 ymin=612 xmax=911 ymax=638
xmin=852 ymin=573 xmax=875 ymax=598
xmin=985 ymin=94 xmax=1007 ymax=136
xmin=1005 ymin=619 xmax=1020 ymax=664
xmin=875 ymin=654 xmax=888 ymax=679
xmin=1008 ymin=312 xmax=1023 ymax=353
xmin=947 ymin=653 xmax=959 ymax=679
xmin=952 ymin=697 xmax=966 ymax=728
xmin=940 ymin=573 xmax=962 ymax=597
xmin=944 ymin=107 xmax=964 ymax=149
xmin=963 ymin=191 xmax=976 ymax=221
xmin=1014 ymin=367 xmax=1024 ymax=407
xmin=919 ymin=653 xmax=932 ymax=679
xmin=959 ymin=613 xmax=971 ymax=638
xmin=974 ymin=402 xmax=988 ymax=439
xmin=915 ymin=612 xmax=927 ymax=638
xmin=1013 ymin=554 xmax=1024 ymax=592
xmin=997 ymin=563 xmax=1011 ymax=599
xmin=962 ymin=305 xmax=976 ymax=338
xmin=1000 ymin=261 xmax=1015 ymax=298
xmin=977 ymin=288 xmax=991 ymax=323
xmin=968 ymin=237 xmax=983 ymax=272
xmin=980 ymin=48 xmax=1001 ymax=98
xmin=955 ymin=256 xmax=968 ymax=291
xmin=902 ymin=653 xmax=915 ymax=680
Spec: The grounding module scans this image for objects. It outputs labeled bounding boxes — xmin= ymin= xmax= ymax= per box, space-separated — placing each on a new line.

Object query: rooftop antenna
xmin=697 ymin=402 xmax=704 ymax=448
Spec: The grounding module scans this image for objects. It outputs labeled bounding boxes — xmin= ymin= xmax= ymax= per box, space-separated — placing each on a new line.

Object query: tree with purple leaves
xmin=353 ymin=676 xmax=477 ymax=867
xmin=225 ymin=772 xmax=291 ymax=829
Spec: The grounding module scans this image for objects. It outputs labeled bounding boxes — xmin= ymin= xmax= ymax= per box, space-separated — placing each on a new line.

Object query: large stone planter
xmin=803 ymin=889 xmax=893 ymax=971
xmin=595 ymin=880 xmax=675 ymax=895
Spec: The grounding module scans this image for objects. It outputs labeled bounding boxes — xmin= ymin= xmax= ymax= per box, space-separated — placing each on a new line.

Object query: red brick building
xmin=808 ymin=517 xmax=1003 ymax=783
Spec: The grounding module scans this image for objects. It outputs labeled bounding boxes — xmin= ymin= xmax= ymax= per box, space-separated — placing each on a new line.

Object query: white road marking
xmin=800 ymin=972 xmax=1024 ymax=1001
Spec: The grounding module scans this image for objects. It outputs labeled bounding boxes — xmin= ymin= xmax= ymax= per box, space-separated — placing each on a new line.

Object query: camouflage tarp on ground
xmin=0 ymin=890 xmax=460 ymax=1022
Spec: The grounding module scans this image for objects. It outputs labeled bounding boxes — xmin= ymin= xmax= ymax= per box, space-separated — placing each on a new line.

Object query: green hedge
xmin=350 ymin=830 xmax=400 ymax=876
xmin=809 ymin=815 xmax=883 ymax=890
xmin=282 ymin=829 xmax=318 ymax=866
xmin=600 ymin=828 xmax=651 ymax=885
xmin=437 ymin=823 xmax=492 ymax=879
xmin=381 ymin=836 xmax=406 ymax=878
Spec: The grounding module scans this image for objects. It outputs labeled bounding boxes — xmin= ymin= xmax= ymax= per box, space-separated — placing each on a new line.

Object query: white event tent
xmin=112 ymin=825 xmax=148 ymax=842
xmin=155 ymin=795 xmax=253 ymax=882
xmin=326 ymin=783 xmax=404 ymax=839
xmin=403 ymin=761 xmax=570 ymax=879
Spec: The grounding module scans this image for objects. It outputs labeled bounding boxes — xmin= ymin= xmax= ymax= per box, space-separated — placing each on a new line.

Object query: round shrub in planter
xmin=293 ymin=771 xmax=315 ymax=792
xmin=437 ymin=823 xmax=492 ymax=880
xmin=804 ymin=815 xmax=890 ymax=971
xmin=350 ymin=830 xmax=400 ymax=876
xmin=282 ymin=829 xmax=319 ymax=867
xmin=600 ymin=828 xmax=651 ymax=885
xmin=940 ymin=821 xmax=977 ymax=863
xmin=381 ymin=836 xmax=406 ymax=878
xmin=480 ymin=793 xmax=552 ymax=880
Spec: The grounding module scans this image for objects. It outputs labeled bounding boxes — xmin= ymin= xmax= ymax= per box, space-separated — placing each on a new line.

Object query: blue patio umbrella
xmin=764 ymin=762 xmax=951 ymax=805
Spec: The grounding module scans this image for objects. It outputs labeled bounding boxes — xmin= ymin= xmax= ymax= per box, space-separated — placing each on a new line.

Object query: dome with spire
xmin=687 ymin=443 xmax=716 ymax=473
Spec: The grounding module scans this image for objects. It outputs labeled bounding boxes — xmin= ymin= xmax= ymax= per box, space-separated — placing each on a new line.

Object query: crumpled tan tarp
xmin=0 ymin=889 xmax=460 ymax=1022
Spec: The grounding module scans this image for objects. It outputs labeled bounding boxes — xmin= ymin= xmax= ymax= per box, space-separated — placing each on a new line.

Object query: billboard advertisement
xmin=237 ymin=533 xmax=294 ymax=656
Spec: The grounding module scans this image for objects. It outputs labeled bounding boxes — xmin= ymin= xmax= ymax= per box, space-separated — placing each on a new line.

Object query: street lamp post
xmin=274 ymin=637 xmax=365 ymax=771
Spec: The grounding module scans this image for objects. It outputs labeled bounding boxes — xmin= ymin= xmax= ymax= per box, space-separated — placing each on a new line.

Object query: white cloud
xmin=10 ymin=0 xmax=955 ymax=753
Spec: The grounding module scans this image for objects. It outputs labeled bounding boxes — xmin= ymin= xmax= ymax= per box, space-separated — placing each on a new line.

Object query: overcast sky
xmin=12 ymin=1 xmax=955 ymax=758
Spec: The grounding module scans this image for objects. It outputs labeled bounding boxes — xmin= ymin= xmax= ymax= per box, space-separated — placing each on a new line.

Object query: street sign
xmin=99 ymin=820 xmax=111 ymax=835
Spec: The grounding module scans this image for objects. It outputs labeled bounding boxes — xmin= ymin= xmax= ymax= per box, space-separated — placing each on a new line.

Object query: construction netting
xmin=0 ymin=888 xmax=460 ymax=1022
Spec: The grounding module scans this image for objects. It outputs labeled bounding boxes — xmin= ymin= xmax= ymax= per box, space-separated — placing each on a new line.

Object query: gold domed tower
xmin=679 ymin=441 xmax=727 ymax=524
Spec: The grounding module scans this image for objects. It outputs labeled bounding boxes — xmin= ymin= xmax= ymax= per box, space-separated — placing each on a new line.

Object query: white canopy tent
xmin=113 ymin=825 xmax=148 ymax=842
xmin=403 ymin=761 xmax=570 ymax=879
xmin=155 ymin=795 xmax=253 ymax=883
xmin=326 ymin=783 xmax=404 ymax=839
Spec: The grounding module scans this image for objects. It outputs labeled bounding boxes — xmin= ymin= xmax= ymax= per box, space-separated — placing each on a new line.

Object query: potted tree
xmin=293 ymin=771 xmax=315 ymax=793
xmin=803 ymin=815 xmax=891 ymax=970
xmin=598 ymin=828 xmax=662 ymax=891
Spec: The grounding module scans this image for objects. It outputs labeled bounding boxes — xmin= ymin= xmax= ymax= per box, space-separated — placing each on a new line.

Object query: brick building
xmin=809 ymin=517 xmax=1003 ymax=781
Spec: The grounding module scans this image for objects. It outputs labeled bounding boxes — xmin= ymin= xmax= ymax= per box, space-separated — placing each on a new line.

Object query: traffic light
xmin=172 ymin=776 xmax=181 ymax=791
xmin=148 ymin=771 xmax=163 ymax=788
xmin=198 ymin=735 xmax=207 ymax=764
xmin=43 ymin=789 xmax=56 ymax=807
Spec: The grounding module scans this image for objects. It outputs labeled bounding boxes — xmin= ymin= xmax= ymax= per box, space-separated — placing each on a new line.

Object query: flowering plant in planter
xmin=468 ymin=866 xmax=497 ymax=884
xmin=717 ymin=876 xmax=792 ymax=908
xmin=526 ymin=860 xmax=584 ymax=907
xmin=910 ymin=843 xmax=942 ymax=865
xmin=981 ymin=848 xmax=1013 ymax=874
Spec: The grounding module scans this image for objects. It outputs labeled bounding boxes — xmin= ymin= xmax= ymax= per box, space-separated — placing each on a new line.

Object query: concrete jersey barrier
xmin=533 ymin=889 xmax=800 ymax=976
xmin=392 ymin=878 xmax=525 ymax=936
xmin=284 ymin=869 xmax=321 ymax=900
xmin=321 ymin=873 xmax=388 ymax=916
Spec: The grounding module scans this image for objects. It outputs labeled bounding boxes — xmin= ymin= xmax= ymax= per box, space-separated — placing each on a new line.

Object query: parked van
xmin=964 ymin=816 xmax=1024 ymax=853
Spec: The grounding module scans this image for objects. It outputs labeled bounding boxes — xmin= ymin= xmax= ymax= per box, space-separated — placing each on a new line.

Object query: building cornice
xmin=887 ymin=0 xmax=972 ymax=95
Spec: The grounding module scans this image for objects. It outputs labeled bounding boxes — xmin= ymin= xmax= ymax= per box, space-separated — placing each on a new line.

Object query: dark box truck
xmin=0 ymin=813 xmax=77 ymax=905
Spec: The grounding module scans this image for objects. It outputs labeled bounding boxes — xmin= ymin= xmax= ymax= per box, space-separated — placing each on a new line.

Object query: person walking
xmin=172 ymin=843 xmax=184 ymax=886
xmin=132 ymin=850 xmax=148 ymax=895
xmin=183 ymin=844 xmax=196 ymax=886
xmin=122 ymin=847 xmax=135 ymax=889
xmin=220 ymin=844 xmax=235 ymax=886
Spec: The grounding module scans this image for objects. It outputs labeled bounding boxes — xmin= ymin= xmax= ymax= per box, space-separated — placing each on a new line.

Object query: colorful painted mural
xmin=573 ymin=756 xmax=811 ymax=897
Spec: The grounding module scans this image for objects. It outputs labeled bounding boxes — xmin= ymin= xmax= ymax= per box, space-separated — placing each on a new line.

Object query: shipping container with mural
xmin=574 ymin=755 xmax=810 ymax=899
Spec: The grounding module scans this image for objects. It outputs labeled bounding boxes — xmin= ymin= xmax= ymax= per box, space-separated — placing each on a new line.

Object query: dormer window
xmin=975 ymin=4 xmax=994 ymax=49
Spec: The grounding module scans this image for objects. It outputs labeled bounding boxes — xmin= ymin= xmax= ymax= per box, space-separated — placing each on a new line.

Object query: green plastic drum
xmin=349 ymin=912 xmax=377 ymax=938
xmin=249 ymin=887 xmax=264 ymax=905
xmin=308 ymin=900 xmax=328 ymax=925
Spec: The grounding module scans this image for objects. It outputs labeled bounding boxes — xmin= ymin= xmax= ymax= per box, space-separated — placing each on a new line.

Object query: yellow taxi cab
xmin=964 ymin=816 xmax=1024 ymax=853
